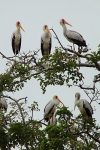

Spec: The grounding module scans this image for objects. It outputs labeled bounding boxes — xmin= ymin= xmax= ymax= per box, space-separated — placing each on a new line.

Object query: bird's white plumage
xmin=13 ymin=29 xmax=21 ymax=45
xmin=41 ymin=25 xmax=52 ymax=56
xmin=41 ymin=33 xmax=51 ymax=51
xmin=44 ymin=98 xmax=59 ymax=118
xmin=74 ymin=92 xmax=93 ymax=117
xmin=11 ymin=21 xmax=24 ymax=55
xmin=44 ymin=95 xmax=63 ymax=124
xmin=66 ymin=30 xmax=84 ymax=42
xmin=60 ymin=19 xmax=86 ymax=47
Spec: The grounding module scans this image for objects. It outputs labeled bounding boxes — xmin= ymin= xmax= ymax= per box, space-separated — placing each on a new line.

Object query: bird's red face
xmin=44 ymin=25 xmax=48 ymax=29
xmin=55 ymin=95 xmax=64 ymax=105
xmin=61 ymin=19 xmax=72 ymax=27
xmin=16 ymin=21 xmax=25 ymax=32
xmin=62 ymin=19 xmax=65 ymax=23
xmin=43 ymin=25 xmax=51 ymax=35
xmin=16 ymin=21 xmax=20 ymax=26
xmin=56 ymin=96 xmax=58 ymax=99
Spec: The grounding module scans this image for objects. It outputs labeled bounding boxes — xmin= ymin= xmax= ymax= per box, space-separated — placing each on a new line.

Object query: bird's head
xmin=74 ymin=92 xmax=80 ymax=110
xmin=53 ymin=95 xmax=64 ymax=105
xmin=43 ymin=25 xmax=52 ymax=35
xmin=16 ymin=21 xmax=25 ymax=32
xmin=75 ymin=92 xmax=80 ymax=100
xmin=60 ymin=19 xmax=72 ymax=27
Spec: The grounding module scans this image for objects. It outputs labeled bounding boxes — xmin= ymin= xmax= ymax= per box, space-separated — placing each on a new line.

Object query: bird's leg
xmin=15 ymin=49 xmax=17 ymax=61
xmin=73 ymin=43 xmax=75 ymax=51
xmin=78 ymin=46 xmax=81 ymax=69
xmin=15 ymin=54 xmax=16 ymax=61
xmin=18 ymin=51 xmax=20 ymax=58
xmin=70 ymin=43 xmax=76 ymax=59
xmin=48 ymin=116 xmax=51 ymax=125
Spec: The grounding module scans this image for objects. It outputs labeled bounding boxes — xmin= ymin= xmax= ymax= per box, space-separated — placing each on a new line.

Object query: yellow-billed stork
xmin=74 ymin=92 xmax=93 ymax=118
xmin=44 ymin=95 xmax=63 ymax=125
xmin=60 ymin=19 xmax=87 ymax=51
xmin=11 ymin=21 xmax=25 ymax=55
xmin=41 ymin=25 xmax=52 ymax=56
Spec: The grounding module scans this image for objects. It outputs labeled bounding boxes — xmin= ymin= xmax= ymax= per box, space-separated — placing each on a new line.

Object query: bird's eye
xmin=17 ymin=21 xmax=20 ymax=25
xmin=56 ymin=96 xmax=58 ymax=99
xmin=62 ymin=19 xmax=65 ymax=23
xmin=44 ymin=25 xmax=47 ymax=29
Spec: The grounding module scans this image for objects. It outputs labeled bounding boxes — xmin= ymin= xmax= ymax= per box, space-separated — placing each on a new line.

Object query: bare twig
xmin=4 ymin=95 xmax=27 ymax=124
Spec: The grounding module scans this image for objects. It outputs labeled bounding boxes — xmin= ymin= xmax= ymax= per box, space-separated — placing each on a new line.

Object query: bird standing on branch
xmin=41 ymin=25 xmax=52 ymax=56
xmin=44 ymin=95 xmax=64 ymax=125
xmin=11 ymin=21 xmax=25 ymax=56
xmin=60 ymin=19 xmax=87 ymax=51
xmin=74 ymin=92 xmax=93 ymax=118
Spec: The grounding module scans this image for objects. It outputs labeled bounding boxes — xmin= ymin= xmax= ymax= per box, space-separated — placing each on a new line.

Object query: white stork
xmin=0 ymin=92 xmax=8 ymax=112
xmin=11 ymin=21 xmax=25 ymax=55
xmin=60 ymin=19 xmax=87 ymax=51
xmin=74 ymin=92 xmax=93 ymax=118
xmin=44 ymin=95 xmax=63 ymax=125
xmin=41 ymin=25 xmax=52 ymax=56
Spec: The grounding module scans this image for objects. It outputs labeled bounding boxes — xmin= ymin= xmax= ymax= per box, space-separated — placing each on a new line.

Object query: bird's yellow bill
xmin=57 ymin=98 xmax=64 ymax=105
xmin=74 ymin=105 xmax=76 ymax=110
xmin=64 ymin=20 xmax=72 ymax=27
xmin=19 ymin=24 xmax=25 ymax=32
xmin=46 ymin=26 xmax=52 ymax=35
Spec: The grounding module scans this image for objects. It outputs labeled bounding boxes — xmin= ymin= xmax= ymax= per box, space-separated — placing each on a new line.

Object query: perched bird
xmin=44 ymin=95 xmax=63 ymax=125
xmin=60 ymin=19 xmax=87 ymax=51
xmin=74 ymin=92 xmax=93 ymax=118
xmin=49 ymin=112 xmax=57 ymax=125
xmin=0 ymin=92 xmax=8 ymax=112
xmin=11 ymin=21 xmax=25 ymax=55
xmin=41 ymin=25 xmax=52 ymax=56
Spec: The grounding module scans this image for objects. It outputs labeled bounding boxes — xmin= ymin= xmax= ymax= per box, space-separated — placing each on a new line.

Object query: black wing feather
xmin=83 ymin=101 xmax=92 ymax=118
xmin=11 ymin=34 xmax=21 ymax=55
xmin=49 ymin=37 xmax=52 ymax=54
xmin=66 ymin=30 xmax=87 ymax=46
xmin=44 ymin=104 xmax=55 ymax=122
xmin=41 ymin=38 xmax=44 ymax=56
xmin=12 ymin=34 xmax=15 ymax=55
xmin=18 ymin=38 xmax=21 ymax=54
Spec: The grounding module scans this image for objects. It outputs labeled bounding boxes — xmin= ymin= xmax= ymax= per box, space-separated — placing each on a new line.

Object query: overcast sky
xmin=0 ymin=0 xmax=100 ymax=130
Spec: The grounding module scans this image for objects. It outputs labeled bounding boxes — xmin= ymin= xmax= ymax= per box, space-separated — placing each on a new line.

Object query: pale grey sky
xmin=0 ymin=0 xmax=100 ymax=129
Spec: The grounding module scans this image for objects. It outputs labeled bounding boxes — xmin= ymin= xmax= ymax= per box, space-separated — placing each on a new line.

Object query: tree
xmin=0 ymin=29 xmax=100 ymax=150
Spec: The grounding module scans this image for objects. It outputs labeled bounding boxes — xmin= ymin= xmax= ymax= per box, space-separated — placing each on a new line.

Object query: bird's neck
xmin=75 ymin=98 xmax=80 ymax=103
xmin=62 ymin=24 xmax=67 ymax=35
xmin=44 ymin=30 xmax=49 ymax=37
xmin=75 ymin=99 xmax=79 ymax=106
xmin=16 ymin=27 xmax=20 ymax=33
xmin=75 ymin=98 xmax=80 ymax=101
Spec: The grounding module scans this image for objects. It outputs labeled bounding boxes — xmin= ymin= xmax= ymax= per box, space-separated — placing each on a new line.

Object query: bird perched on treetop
xmin=60 ymin=19 xmax=87 ymax=51
xmin=44 ymin=95 xmax=63 ymax=125
xmin=74 ymin=92 xmax=93 ymax=118
xmin=11 ymin=21 xmax=25 ymax=55
xmin=41 ymin=25 xmax=52 ymax=56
